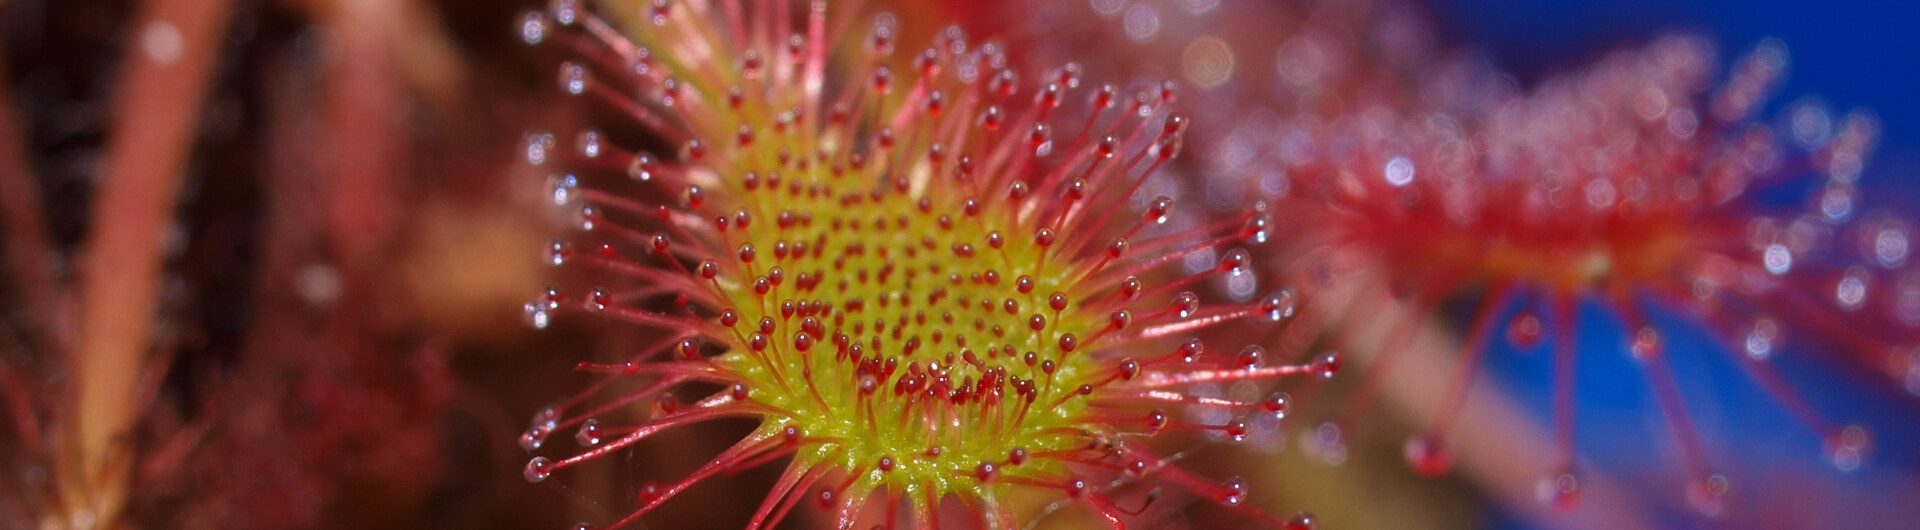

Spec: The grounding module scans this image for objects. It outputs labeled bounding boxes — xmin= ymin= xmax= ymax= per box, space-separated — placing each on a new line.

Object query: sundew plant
xmin=513 ymin=0 xmax=1331 ymax=527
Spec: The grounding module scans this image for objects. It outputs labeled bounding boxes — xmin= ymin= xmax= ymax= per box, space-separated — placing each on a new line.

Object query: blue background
xmin=1429 ymin=0 xmax=1920 ymax=193
xmin=1426 ymin=0 xmax=1920 ymax=526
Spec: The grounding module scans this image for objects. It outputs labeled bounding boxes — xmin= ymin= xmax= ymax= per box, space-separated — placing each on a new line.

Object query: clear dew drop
xmin=1835 ymin=267 xmax=1869 ymax=310
xmin=1145 ymin=195 xmax=1173 ymax=224
xmin=1820 ymin=182 xmax=1855 ymax=222
xmin=558 ymin=61 xmax=589 ymax=95
xmin=577 ymin=130 xmax=602 ymax=158
xmin=577 ymin=205 xmax=599 ymax=231
xmin=548 ymin=0 xmax=580 ymax=26
xmin=546 ymin=240 xmax=571 ymax=266
xmin=1177 ymin=338 xmax=1205 ymax=363
xmin=1261 ymin=392 xmax=1291 ymax=419
xmin=518 ymin=10 xmax=548 ymax=45
xmin=1826 ymin=424 xmax=1870 ymax=472
xmin=1220 ymin=476 xmax=1248 ymax=505
xmin=1744 ymin=318 xmax=1779 ymax=360
xmin=1685 ymin=473 xmax=1729 ymax=517
xmin=1535 ymin=469 xmax=1581 ymax=510
xmin=1243 ymin=212 xmax=1270 ymax=244
xmin=524 ymin=456 xmax=554 ymax=482
xmin=519 ymin=425 xmax=550 ymax=451
xmin=549 ymin=173 xmax=579 ymax=206
xmin=1310 ymin=421 xmax=1347 ymax=465
xmin=531 ymin=406 xmax=559 ymax=430
xmin=575 ymin=419 xmax=602 ymax=447
xmin=1030 ymin=124 xmax=1053 ymax=156
xmin=1172 ymin=292 xmax=1200 ymax=318
xmin=524 ymin=132 xmax=555 ymax=166
xmin=1507 ymin=312 xmax=1543 ymax=349
xmin=1284 ymin=512 xmax=1319 ymax=530
xmin=1383 ymin=155 xmax=1415 ymax=187
xmin=522 ymin=302 xmax=551 ymax=330
xmin=1874 ymin=224 xmax=1909 ymax=267
xmin=1236 ymin=345 xmax=1265 ymax=369
xmin=1221 ymin=248 xmax=1251 ymax=274
xmin=1762 ymin=243 xmax=1793 ymax=275
xmin=1310 ymin=351 xmax=1341 ymax=378
xmin=1224 ymin=419 xmax=1250 ymax=443
xmin=523 ymin=287 xmax=562 ymax=329
xmin=1629 ymin=326 xmax=1661 ymax=361
xmin=1259 ymin=289 xmax=1296 ymax=322
xmin=585 ymin=287 xmax=610 ymax=313
xmin=627 ymin=153 xmax=656 ymax=182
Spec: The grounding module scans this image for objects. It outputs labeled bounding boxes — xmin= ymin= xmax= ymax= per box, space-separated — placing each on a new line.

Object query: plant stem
xmin=63 ymin=0 xmax=232 ymax=526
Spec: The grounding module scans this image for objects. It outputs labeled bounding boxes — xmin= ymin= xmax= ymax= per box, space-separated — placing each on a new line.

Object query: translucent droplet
xmin=1630 ymin=327 xmax=1661 ymax=361
xmin=1219 ymin=248 xmax=1250 ymax=274
xmin=1260 ymin=392 xmax=1291 ymax=419
xmin=1744 ymin=318 xmax=1779 ymax=360
xmin=627 ymin=153 xmax=656 ymax=182
xmin=1826 ymin=424 xmax=1870 ymax=472
xmin=1180 ymin=36 xmax=1234 ymax=89
xmin=1820 ymin=182 xmax=1855 ymax=222
xmin=1243 ymin=212 xmax=1270 ymax=244
xmin=523 ymin=302 xmax=550 ymax=330
xmin=1686 ymin=474 xmax=1729 ymax=517
xmin=1762 ymin=243 xmax=1793 ymax=275
xmin=1172 ymin=292 xmax=1199 ymax=318
xmin=1145 ymin=196 xmax=1173 ymax=224
xmin=575 ymin=418 xmax=602 ymax=447
xmin=1285 ymin=512 xmax=1319 ymax=530
xmin=1259 ymin=290 xmax=1296 ymax=322
xmin=1220 ymin=476 xmax=1248 ymax=505
xmin=524 ymin=288 xmax=562 ymax=329
xmin=1383 ymin=156 xmax=1415 ymax=187
xmin=530 ymin=406 xmax=559 ymax=430
xmin=550 ymin=173 xmax=579 ymax=206
xmin=546 ymin=240 xmax=572 ymax=266
xmin=577 ymin=205 xmax=599 ymax=231
xmin=558 ymin=61 xmax=589 ymax=95
xmin=1122 ymin=4 xmax=1160 ymax=42
xmin=1875 ymin=224 xmax=1909 ymax=267
xmin=1310 ymin=422 xmax=1347 ymax=465
xmin=585 ymin=287 xmax=610 ymax=313
xmin=519 ymin=425 xmax=550 ymax=451
xmin=1536 ymin=469 xmax=1581 ymax=510
xmin=1835 ymin=267 xmax=1869 ymax=310
xmin=1029 ymin=124 xmax=1053 ymax=156
xmin=518 ymin=10 xmax=548 ymax=45
xmin=524 ymin=132 xmax=555 ymax=166
xmin=1788 ymin=99 xmax=1834 ymax=149
xmin=1223 ymin=419 xmax=1249 ymax=443
xmin=523 ymin=456 xmax=554 ymax=482
xmin=1177 ymin=338 xmax=1204 ymax=363
xmin=1236 ymin=345 xmax=1265 ymax=369
xmin=1507 ymin=312 xmax=1543 ymax=349
xmin=577 ymin=130 xmax=602 ymax=159
xmin=1226 ymin=269 xmax=1258 ymax=300
xmin=1310 ymin=351 xmax=1341 ymax=378
xmin=548 ymin=0 xmax=580 ymax=26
